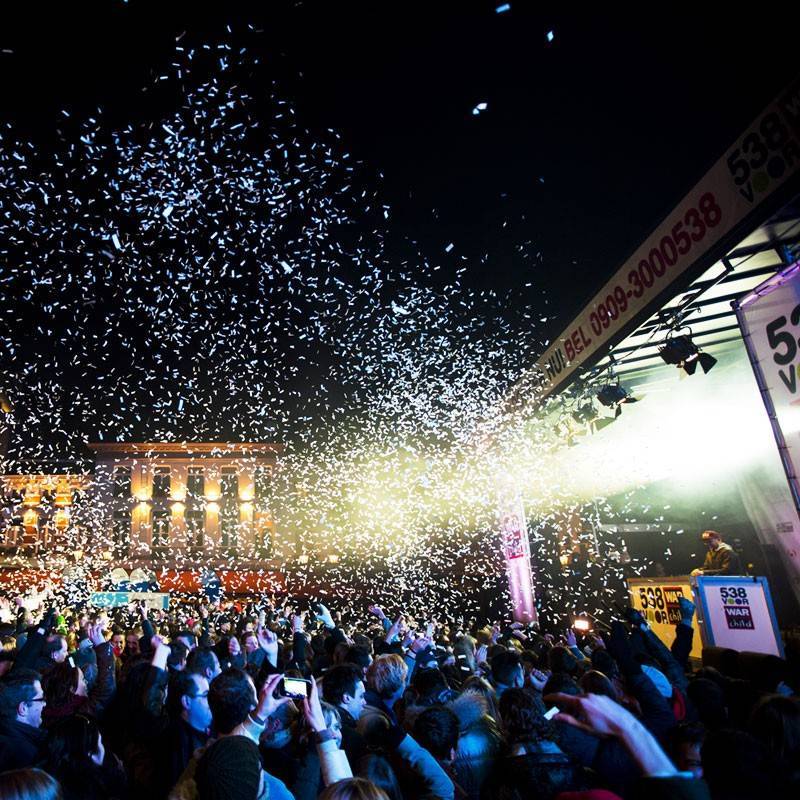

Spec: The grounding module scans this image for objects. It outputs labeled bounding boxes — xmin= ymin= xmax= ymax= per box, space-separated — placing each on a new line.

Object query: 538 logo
xmin=727 ymin=110 xmax=799 ymax=203
xmin=765 ymin=303 xmax=800 ymax=393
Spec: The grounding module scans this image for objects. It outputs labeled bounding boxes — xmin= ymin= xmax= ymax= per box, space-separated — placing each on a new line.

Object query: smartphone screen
xmin=543 ymin=706 xmax=560 ymax=721
xmin=281 ymin=677 xmax=310 ymax=699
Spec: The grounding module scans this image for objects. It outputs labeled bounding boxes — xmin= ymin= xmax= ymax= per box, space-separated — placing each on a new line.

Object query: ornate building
xmin=89 ymin=442 xmax=283 ymax=568
xmin=0 ymin=473 xmax=89 ymax=555
xmin=1 ymin=442 xmax=285 ymax=575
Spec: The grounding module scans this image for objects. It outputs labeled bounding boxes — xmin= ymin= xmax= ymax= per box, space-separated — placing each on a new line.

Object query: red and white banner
xmin=533 ymin=75 xmax=800 ymax=397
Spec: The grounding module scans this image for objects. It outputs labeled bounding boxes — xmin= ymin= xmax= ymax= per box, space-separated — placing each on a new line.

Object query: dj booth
xmin=627 ymin=574 xmax=783 ymax=658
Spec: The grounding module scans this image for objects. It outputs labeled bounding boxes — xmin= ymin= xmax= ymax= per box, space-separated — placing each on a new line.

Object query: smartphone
xmin=544 ymin=705 xmax=560 ymax=721
xmin=280 ymin=677 xmax=311 ymax=699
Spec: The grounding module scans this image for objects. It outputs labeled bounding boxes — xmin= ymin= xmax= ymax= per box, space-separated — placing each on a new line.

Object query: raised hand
xmin=256 ymin=673 xmax=292 ymax=721
xmin=410 ymin=635 xmax=432 ymax=654
xmin=257 ymin=625 xmax=279 ymax=666
xmin=368 ymin=604 xmax=387 ymax=621
xmin=315 ymin=603 xmax=335 ymax=629
xmin=303 ymin=677 xmax=327 ymax=733
xmin=528 ymin=668 xmax=548 ymax=692
xmin=88 ymin=618 xmax=107 ymax=647
xmin=385 ymin=614 xmax=404 ymax=644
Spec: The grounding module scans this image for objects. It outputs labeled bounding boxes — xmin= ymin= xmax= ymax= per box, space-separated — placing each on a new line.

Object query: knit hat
xmin=641 ymin=664 xmax=673 ymax=698
xmin=196 ymin=735 xmax=262 ymax=800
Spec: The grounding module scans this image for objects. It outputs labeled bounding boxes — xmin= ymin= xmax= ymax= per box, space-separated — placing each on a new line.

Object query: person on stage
xmin=690 ymin=530 xmax=741 ymax=576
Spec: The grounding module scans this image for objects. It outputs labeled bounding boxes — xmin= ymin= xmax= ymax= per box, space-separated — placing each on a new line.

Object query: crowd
xmin=0 ymin=589 xmax=798 ymax=800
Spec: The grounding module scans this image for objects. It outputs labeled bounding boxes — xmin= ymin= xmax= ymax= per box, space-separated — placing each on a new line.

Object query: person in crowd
xmin=41 ymin=621 xmax=114 ymax=725
xmin=484 ymin=686 xmax=587 ymax=799
xmin=318 ymin=778 xmax=390 ymax=800
xmin=691 ymin=530 xmax=742 ymax=576
xmin=748 ymin=694 xmax=800 ymax=791
xmin=322 ymin=664 xmax=368 ymax=765
xmin=0 ymin=768 xmax=63 ymax=800
xmin=362 ymin=655 xmax=408 ymax=728
xmin=186 ymin=646 xmax=222 ymax=683
xmin=41 ymin=713 xmax=127 ymax=800
xmin=0 ymin=670 xmax=48 ymax=771
xmin=489 ymin=651 xmax=524 ymax=700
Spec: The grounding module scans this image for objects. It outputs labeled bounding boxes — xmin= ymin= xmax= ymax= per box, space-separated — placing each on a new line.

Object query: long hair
xmin=44 ymin=714 xmax=100 ymax=784
xmin=42 ymin=661 xmax=80 ymax=711
xmin=0 ymin=768 xmax=62 ymax=800
xmin=318 ymin=777 xmax=390 ymax=800
xmin=498 ymin=687 xmax=554 ymax=746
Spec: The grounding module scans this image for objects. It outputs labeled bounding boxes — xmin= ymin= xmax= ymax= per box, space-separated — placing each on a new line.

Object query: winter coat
xmin=0 ymin=718 xmax=47 ymax=771
xmin=482 ymin=740 xmax=588 ymax=800
xmin=45 ymin=754 xmax=129 ymax=800
xmin=447 ymin=691 xmax=502 ymax=800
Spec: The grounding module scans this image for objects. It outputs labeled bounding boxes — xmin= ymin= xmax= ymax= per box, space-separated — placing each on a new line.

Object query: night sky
xmin=1 ymin=1 xmax=798 ymax=466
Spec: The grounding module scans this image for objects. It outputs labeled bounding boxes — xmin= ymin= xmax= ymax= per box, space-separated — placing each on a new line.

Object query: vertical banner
xmin=735 ymin=261 xmax=800 ymax=605
xmin=499 ymin=497 xmax=537 ymax=623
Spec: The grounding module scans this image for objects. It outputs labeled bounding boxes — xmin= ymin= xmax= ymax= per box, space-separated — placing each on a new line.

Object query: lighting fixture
xmin=596 ymin=381 xmax=638 ymax=418
xmin=658 ymin=331 xmax=717 ymax=375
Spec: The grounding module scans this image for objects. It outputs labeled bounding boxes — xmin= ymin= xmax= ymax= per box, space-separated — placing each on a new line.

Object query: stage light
xmin=659 ymin=332 xmax=717 ymax=375
xmin=596 ymin=381 xmax=638 ymax=418
xmin=571 ymin=401 xmax=597 ymax=426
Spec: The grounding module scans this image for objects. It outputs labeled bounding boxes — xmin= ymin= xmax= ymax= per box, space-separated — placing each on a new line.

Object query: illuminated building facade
xmin=0 ymin=474 xmax=89 ymax=554
xmin=89 ymin=442 xmax=283 ymax=567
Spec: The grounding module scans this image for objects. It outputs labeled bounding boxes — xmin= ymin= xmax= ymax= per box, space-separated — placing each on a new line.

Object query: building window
xmin=254 ymin=466 xmax=271 ymax=509
xmin=113 ymin=508 xmax=131 ymax=556
xmin=186 ymin=507 xmax=205 ymax=552
xmin=220 ymin=510 xmax=238 ymax=553
xmin=152 ymin=506 xmax=170 ymax=551
xmin=152 ymin=467 xmax=170 ymax=500
xmin=220 ymin=467 xmax=238 ymax=502
xmin=113 ymin=466 xmax=131 ymax=499
xmin=256 ymin=524 xmax=273 ymax=558
xmin=187 ymin=467 xmax=205 ymax=500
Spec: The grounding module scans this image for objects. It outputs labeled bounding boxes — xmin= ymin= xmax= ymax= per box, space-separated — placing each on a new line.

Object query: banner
xmin=90 ymin=591 xmax=170 ymax=610
xmin=735 ymin=261 xmax=800 ymax=603
xmin=498 ymin=497 xmax=537 ymax=623
xmin=627 ymin=576 xmax=702 ymax=659
xmin=694 ymin=576 xmax=783 ymax=656
xmin=530 ymin=75 xmax=800 ymax=397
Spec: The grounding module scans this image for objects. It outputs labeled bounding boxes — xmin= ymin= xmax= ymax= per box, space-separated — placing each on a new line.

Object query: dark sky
xmin=3 ymin=1 xmax=797 ymax=323
xmin=2 ymin=1 xmax=799 ymax=466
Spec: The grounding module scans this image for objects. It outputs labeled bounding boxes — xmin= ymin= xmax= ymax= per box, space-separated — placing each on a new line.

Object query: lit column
xmin=498 ymin=495 xmax=537 ymax=624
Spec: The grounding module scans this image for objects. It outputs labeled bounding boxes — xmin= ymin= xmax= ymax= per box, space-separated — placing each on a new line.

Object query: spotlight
xmin=571 ymin=401 xmax=597 ymax=426
xmin=659 ymin=333 xmax=717 ymax=375
xmin=596 ymin=382 xmax=638 ymax=417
